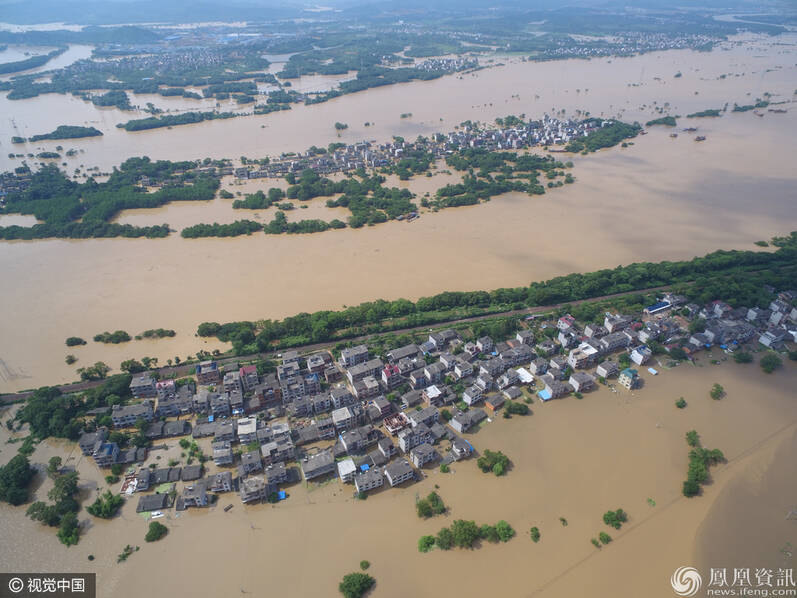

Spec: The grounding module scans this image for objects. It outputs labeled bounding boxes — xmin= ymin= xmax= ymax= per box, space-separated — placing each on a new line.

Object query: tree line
xmin=195 ymin=234 xmax=797 ymax=354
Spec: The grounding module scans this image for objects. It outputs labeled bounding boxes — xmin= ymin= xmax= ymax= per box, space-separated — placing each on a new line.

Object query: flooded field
xmin=0 ymin=34 xmax=796 ymax=392
xmin=1 ymin=356 xmax=794 ymax=597
xmin=2 ymin=34 xmax=796 ymax=172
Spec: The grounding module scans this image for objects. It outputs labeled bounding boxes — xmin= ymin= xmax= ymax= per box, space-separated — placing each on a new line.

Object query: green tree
xmin=436 ymin=527 xmax=454 ymax=550
xmin=57 ymin=511 xmax=80 ymax=546
xmin=451 ymin=519 xmax=481 ymax=549
xmin=477 ymin=450 xmax=510 ymax=476
xmin=530 ymin=527 xmax=541 ymax=543
xmin=733 ymin=351 xmax=753 ymax=364
xmin=682 ymin=479 xmax=700 ymax=497
xmin=338 ymin=573 xmax=374 ymax=598
xmin=145 ymin=521 xmax=168 ymax=542
xmin=416 ymin=498 xmax=433 ymax=518
xmin=686 ymin=430 xmax=700 ymax=447
xmin=760 ymin=353 xmax=782 ymax=374
xmin=120 ymin=359 xmax=146 ymax=374
xmin=418 ymin=535 xmax=436 ymax=553
xmin=495 ymin=520 xmax=515 ymax=542
xmin=598 ymin=531 xmax=612 ymax=545
xmin=675 ymin=397 xmax=687 ymax=409
xmin=602 ymin=509 xmax=628 ymax=529
xmin=47 ymin=456 xmax=63 ymax=478
xmin=86 ymin=491 xmax=124 ymax=519
xmin=710 ymin=383 xmax=724 ymax=400
xmin=0 ymin=454 xmax=35 ymax=505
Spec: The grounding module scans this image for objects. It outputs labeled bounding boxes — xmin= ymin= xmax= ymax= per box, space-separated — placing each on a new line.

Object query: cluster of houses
xmin=76 ymin=287 xmax=796 ymax=514
xmin=214 ymin=115 xmax=610 ymax=181
xmin=534 ymin=32 xmax=720 ymax=60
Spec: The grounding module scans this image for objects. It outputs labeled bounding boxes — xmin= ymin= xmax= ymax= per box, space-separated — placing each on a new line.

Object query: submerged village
xmin=1 ymin=114 xmax=615 ymax=201
xmin=62 ymin=287 xmax=797 ymax=519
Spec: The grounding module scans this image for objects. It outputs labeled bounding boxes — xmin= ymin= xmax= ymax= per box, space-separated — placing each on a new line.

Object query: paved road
xmin=0 ymin=283 xmax=675 ymax=404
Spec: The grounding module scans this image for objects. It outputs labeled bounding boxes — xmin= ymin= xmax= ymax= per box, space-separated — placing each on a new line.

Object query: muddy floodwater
xmin=1 ymin=34 xmax=797 ymax=391
xmin=1 ymin=356 xmax=795 ymax=597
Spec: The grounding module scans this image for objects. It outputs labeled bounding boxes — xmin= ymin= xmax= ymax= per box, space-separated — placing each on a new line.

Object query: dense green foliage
xmin=530 ymin=526 xmax=541 ymax=542
xmin=418 ymin=535 xmax=436 ymax=552
xmin=682 ymin=433 xmax=724 ymax=497
xmin=94 ymin=330 xmax=131 ymax=344
xmin=86 ymin=491 xmax=124 ymax=518
xmin=181 ymin=219 xmax=262 ymax=238
xmin=416 ymin=491 xmax=446 ymax=518
xmin=732 ymin=100 xmax=769 ymax=113
xmin=145 ymin=521 xmax=168 ymax=542
xmin=88 ymin=90 xmax=132 ymax=110
xmin=760 ymin=353 xmax=783 ymax=373
xmin=424 ymin=519 xmax=515 ymax=553
xmin=0 ymin=47 xmax=66 ymax=74
xmin=232 ymin=188 xmax=285 ymax=209
xmin=710 ymin=383 xmax=724 ymax=400
xmin=338 ymin=573 xmax=375 ymax=598
xmin=687 ymin=109 xmax=722 ymax=118
xmin=505 ymin=401 xmax=530 ymax=415
xmin=288 ymin=169 xmax=415 ymax=227
xmin=432 ymin=149 xmax=566 ymax=208
xmin=78 ymin=361 xmax=111 ymax=381
xmin=2 ymin=41 xmax=268 ymax=101
xmin=645 ymin=116 xmax=677 ymax=127
xmin=66 ymin=336 xmax=87 ymax=346
xmin=15 ymin=375 xmax=132 ymax=440
xmin=733 ymin=351 xmax=753 ymax=363
xmin=119 ymin=111 xmax=240 ymax=131
xmin=564 ymin=120 xmax=642 ymax=152
xmin=263 ymin=211 xmax=346 ymax=235
xmin=0 ymin=158 xmax=219 ymax=239
xmin=138 ymin=328 xmax=176 ymax=339
xmin=27 ymin=125 xmax=103 ymax=142
xmin=26 ymin=471 xmax=81 ymax=546
xmin=477 ymin=450 xmax=510 ymax=476
xmin=602 ymin=509 xmax=628 ymax=529
xmin=0 ymin=454 xmax=35 ymax=506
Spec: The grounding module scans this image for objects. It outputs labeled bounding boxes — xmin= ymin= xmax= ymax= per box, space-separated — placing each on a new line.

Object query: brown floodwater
xmin=1 ymin=353 xmax=795 ymax=597
xmin=1 ymin=34 xmax=797 ymax=391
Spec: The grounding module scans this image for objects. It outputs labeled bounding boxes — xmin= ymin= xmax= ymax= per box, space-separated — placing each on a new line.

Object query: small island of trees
xmin=145 ymin=521 xmax=168 ymax=542
xmin=418 ymin=519 xmax=515 ymax=553
xmin=24 ymin=125 xmax=104 ymax=142
xmin=682 ymin=431 xmax=725 ymax=497
xmin=94 ymin=330 xmax=132 ymax=344
xmin=339 ymin=572 xmax=374 ymax=598
xmin=477 ymin=449 xmax=510 ymax=476
xmin=687 ymin=109 xmax=722 ymax=118
xmin=564 ymin=120 xmax=641 ymax=153
xmin=645 ymin=116 xmax=677 ymax=127
xmin=416 ymin=491 xmax=446 ymax=518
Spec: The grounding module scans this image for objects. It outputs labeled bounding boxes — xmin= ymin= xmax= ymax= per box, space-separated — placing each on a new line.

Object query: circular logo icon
xmin=671 ymin=566 xmax=702 ymax=597
xmin=8 ymin=577 xmax=24 ymax=593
